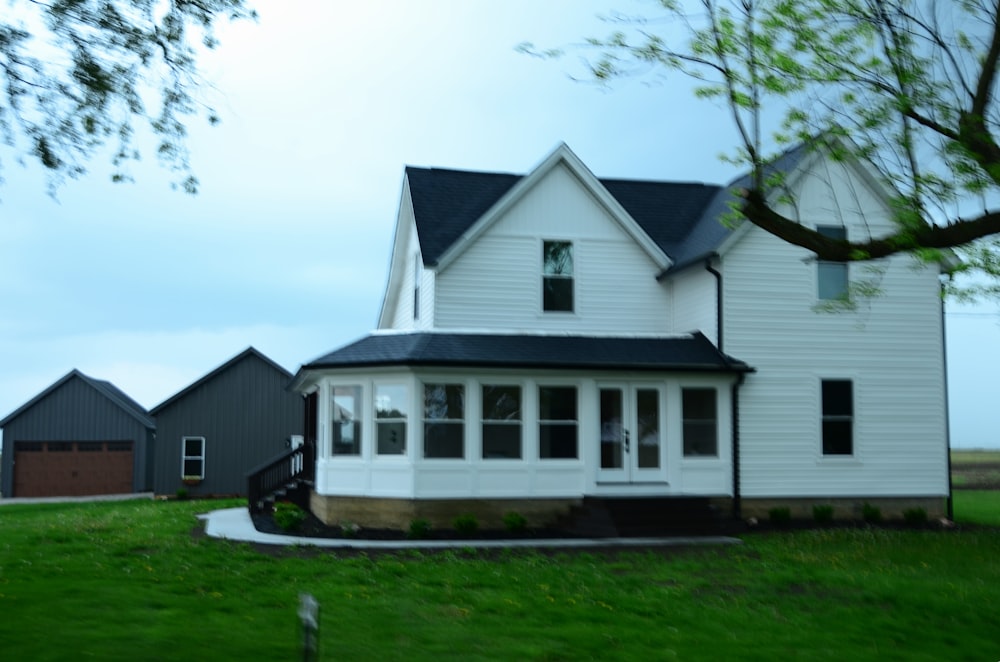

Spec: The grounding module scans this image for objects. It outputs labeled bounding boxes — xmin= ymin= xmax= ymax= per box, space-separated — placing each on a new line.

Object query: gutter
xmin=941 ymin=278 xmax=954 ymax=520
xmin=704 ymin=256 xmax=742 ymax=520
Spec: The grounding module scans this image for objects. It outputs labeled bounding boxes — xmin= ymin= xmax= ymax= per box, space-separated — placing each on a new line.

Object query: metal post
xmin=299 ymin=593 xmax=319 ymax=662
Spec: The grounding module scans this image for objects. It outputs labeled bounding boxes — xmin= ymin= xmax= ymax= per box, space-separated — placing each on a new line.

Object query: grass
xmin=0 ymin=496 xmax=998 ymax=660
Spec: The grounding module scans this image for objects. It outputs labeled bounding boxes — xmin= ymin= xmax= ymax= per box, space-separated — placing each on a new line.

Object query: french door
xmin=597 ymin=385 xmax=664 ymax=483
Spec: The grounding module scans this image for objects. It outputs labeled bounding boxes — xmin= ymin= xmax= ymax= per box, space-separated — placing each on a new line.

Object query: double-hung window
xmin=423 ymin=383 xmax=465 ymax=458
xmin=821 ymin=379 xmax=854 ymax=455
xmin=539 ymin=386 xmax=578 ymax=459
xmin=182 ymin=436 xmax=206 ymax=478
xmin=682 ymin=389 xmax=718 ymax=457
xmin=331 ymin=385 xmax=362 ymax=456
xmin=482 ymin=385 xmax=522 ymax=459
xmin=542 ymin=241 xmax=574 ymax=312
xmin=375 ymin=384 xmax=408 ymax=455
xmin=817 ymin=225 xmax=848 ymax=300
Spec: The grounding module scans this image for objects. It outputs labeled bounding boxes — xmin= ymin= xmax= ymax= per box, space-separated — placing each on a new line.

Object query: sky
xmin=1 ymin=0 xmax=998 ymax=449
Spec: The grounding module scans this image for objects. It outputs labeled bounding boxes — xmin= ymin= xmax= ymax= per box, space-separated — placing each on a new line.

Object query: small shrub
xmin=903 ymin=507 xmax=928 ymax=524
xmin=175 ymin=488 xmax=189 ymax=501
xmin=768 ymin=507 xmax=792 ymax=524
xmin=273 ymin=502 xmax=307 ymax=531
xmin=862 ymin=502 xmax=882 ymax=524
xmin=503 ymin=511 xmax=528 ymax=533
xmin=812 ymin=504 xmax=834 ymax=524
xmin=340 ymin=521 xmax=359 ymax=538
xmin=408 ymin=518 xmax=432 ymax=540
xmin=453 ymin=513 xmax=479 ymax=535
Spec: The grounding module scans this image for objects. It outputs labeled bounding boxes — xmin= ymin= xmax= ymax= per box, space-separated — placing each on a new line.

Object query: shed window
xmin=182 ymin=436 xmax=205 ymax=479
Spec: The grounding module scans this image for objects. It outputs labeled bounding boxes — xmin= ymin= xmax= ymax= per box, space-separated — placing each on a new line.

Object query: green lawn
xmin=0 ymin=498 xmax=997 ymax=661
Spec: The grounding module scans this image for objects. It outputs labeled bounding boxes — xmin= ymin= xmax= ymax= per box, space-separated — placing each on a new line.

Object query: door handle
xmin=624 ymin=429 xmax=630 ymax=453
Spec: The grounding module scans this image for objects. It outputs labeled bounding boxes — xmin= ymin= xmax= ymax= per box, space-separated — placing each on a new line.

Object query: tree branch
xmin=740 ymin=189 xmax=1000 ymax=260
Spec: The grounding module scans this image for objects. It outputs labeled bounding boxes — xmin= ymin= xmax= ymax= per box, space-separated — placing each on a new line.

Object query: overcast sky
xmin=1 ymin=0 xmax=997 ymax=449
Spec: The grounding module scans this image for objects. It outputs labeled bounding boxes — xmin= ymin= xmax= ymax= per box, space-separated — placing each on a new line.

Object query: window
xmin=182 ymin=436 xmax=205 ymax=478
xmin=331 ymin=385 xmax=362 ymax=456
xmin=423 ymin=383 xmax=465 ymax=458
xmin=539 ymin=386 xmax=578 ymax=459
xmin=682 ymin=389 xmax=718 ymax=457
xmin=412 ymin=257 xmax=421 ymax=320
xmin=817 ymin=225 xmax=848 ymax=300
xmin=375 ymin=384 xmax=408 ymax=455
xmin=822 ymin=380 xmax=853 ymax=455
xmin=542 ymin=240 xmax=574 ymax=312
xmin=482 ymin=385 xmax=522 ymax=459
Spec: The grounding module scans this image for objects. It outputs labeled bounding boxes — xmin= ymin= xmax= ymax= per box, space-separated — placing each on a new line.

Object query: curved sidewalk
xmin=198 ymin=507 xmax=742 ymax=550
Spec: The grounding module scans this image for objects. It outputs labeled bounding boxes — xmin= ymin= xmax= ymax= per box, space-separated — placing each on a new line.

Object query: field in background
xmin=951 ymin=448 xmax=1000 ymax=489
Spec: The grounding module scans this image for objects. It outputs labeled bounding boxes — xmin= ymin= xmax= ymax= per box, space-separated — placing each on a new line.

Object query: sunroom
xmin=289 ymin=331 xmax=752 ymax=528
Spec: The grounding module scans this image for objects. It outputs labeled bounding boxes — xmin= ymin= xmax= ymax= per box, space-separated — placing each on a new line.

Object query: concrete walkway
xmin=198 ymin=507 xmax=743 ymax=551
xmin=0 ymin=492 xmax=154 ymax=506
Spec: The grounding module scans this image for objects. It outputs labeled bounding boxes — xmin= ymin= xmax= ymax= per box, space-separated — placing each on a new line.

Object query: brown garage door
xmin=13 ymin=441 xmax=134 ymax=497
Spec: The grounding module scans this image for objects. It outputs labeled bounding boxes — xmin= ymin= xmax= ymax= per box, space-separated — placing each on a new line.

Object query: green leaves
xmin=0 ymin=0 xmax=255 ymax=193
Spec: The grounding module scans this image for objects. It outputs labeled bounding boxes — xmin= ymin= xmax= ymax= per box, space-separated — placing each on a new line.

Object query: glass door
xmin=598 ymin=385 xmax=664 ymax=483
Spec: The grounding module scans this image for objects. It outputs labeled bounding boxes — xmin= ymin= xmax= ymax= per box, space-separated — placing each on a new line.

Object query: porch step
xmin=562 ymin=497 xmax=724 ymax=537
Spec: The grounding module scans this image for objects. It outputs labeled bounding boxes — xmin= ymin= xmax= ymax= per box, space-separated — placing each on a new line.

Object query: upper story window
xmin=542 ymin=240 xmax=574 ymax=312
xmin=375 ymin=384 xmax=408 ymax=455
xmin=817 ymin=225 xmax=848 ymax=300
xmin=821 ymin=379 xmax=854 ymax=455
xmin=423 ymin=383 xmax=465 ymax=458
xmin=331 ymin=385 xmax=362 ymax=456
xmin=412 ymin=256 xmax=421 ymax=320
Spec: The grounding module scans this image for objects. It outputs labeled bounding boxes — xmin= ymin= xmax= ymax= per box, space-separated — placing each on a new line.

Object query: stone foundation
xmin=309 ymin=492 xmax=581 ymax=530
xmin=738 ymin=496 xmax=948 ymax=521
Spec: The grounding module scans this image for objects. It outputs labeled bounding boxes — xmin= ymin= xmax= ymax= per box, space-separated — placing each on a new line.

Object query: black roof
xmin=0 ymin=369 xmax=154 ymax=429
xmin=405 ymin=142 xmax=813 ymax=270
xmin=301 ymin=332 xmax=751 ymax=373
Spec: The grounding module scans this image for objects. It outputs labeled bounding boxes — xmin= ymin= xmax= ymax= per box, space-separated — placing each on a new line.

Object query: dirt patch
xmin=952 ymin=462 xmax=1000 ymax=490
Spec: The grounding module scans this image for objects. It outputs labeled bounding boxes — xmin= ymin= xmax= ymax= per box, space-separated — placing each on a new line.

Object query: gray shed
xmin=149 ymin=347 xmax=303 ymax=496
xmin=0 ymin=370 xmax=155 ymax=498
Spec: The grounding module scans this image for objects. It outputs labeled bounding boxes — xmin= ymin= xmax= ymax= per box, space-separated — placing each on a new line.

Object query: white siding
xmin=669 ymin=267 xmax=718 ymax=344
xmin=434 ymin=163 xmax=670 ymax=333
xmin=727 ymin=155 xmax=948 ymax=498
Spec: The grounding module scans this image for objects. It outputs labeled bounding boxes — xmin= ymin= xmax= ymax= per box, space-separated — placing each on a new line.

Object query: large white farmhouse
xmin=288 ymin=141 xmax=950 ymax=531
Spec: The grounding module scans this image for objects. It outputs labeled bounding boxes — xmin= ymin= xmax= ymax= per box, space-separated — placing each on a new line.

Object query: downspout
xmin=705 ymin=257 xmax=742 ymax=520
xmin=941 ymin=278 xmax=954 ymax=520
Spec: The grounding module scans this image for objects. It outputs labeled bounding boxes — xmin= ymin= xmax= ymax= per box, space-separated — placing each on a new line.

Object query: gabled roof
xmin=405 ymin=141 xmax=820 ymax=275
xmin=410 ymin=143 xmax=680 ymax=271
xmin=0 ymin=369 xmax=154 ymax=429
xmin=663 ymin=141 xmax=814 ymax=273
xmin=297 ymin=331 xmax=751 ymax=375
xmin=149 ymin=347 xmax=292 ymax=415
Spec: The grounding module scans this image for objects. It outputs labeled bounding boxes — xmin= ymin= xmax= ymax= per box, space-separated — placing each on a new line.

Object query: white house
xmin=289 ymin=142 xmax=950 ymax=530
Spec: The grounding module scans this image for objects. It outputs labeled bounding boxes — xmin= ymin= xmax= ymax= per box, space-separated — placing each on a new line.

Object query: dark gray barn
xmin=0 ymin=370 xmax=155 ymax=498
xmin=149 ymin=347 xmax=303 ymax=496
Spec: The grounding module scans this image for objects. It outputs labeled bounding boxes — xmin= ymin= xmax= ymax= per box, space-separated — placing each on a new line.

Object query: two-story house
xmin=289 ymin=142 xmax=950 ymax=530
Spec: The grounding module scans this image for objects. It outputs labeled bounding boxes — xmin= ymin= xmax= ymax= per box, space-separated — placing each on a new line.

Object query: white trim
xmin=433 ymin=143 xmax=671 ymax=273
xmin=180 ymin=436 xmax=206 ymax=480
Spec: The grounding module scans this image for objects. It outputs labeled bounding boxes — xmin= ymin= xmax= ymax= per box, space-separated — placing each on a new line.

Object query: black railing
xmin=246 ymin=441 xmax=315 ymax=513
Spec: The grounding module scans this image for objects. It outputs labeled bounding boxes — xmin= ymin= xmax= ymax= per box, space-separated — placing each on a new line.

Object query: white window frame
xmin=821 ymin=378 xmax=855 ymax=456
xmin=181 ymin=436 xmax=206 ymax=479
xmin=422 ymin=382 xmax=466 ymax=459
xmin=817 ymin=225 xmax=848 ymax=301
xmin=542 ymin=239 xmax=574 ymax=313
xmin=481 ymin=383 xmax=523 ymax=460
